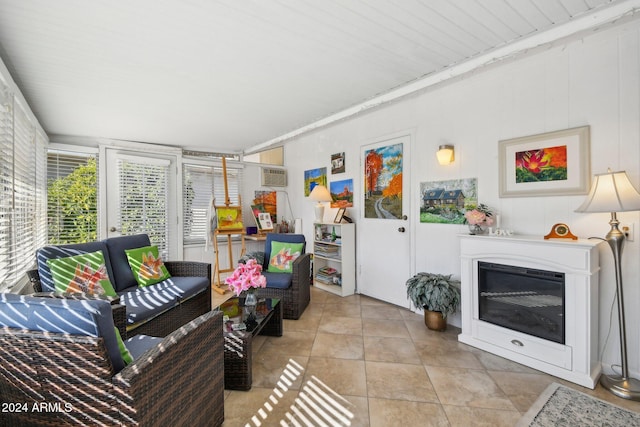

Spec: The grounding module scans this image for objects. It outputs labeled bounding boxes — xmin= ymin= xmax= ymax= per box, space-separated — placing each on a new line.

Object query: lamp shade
xmin=436 ymin=145 xmax=454 ymax=165
xmin=308 ymin=185 xmax=332 ymax=202
xmin=575 ymin=170 xmax=640 ymax=213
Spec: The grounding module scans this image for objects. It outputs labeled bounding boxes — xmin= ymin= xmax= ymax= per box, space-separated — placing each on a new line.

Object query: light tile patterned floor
xmin=219 ymin=286 xmax=640 ymax=426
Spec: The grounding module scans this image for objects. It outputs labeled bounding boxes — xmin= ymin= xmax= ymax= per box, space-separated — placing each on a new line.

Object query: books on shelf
xmin=314 ymin=244 xmax=339 ymax=257
xmin=315 ymin=266 xmax=341 ymax=286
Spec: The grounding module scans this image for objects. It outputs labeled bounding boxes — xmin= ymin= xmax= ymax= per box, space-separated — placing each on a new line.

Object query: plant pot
xmin=424 ymin=309 xmax=447 ymax=331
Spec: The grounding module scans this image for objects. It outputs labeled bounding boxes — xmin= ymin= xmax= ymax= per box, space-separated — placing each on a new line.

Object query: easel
xmin=212 ymin=158 xmax=246 ymax=295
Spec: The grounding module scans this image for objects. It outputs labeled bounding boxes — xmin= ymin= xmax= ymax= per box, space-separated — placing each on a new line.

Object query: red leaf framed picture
xmin=499 ymin=126 xmax=590 ymax=198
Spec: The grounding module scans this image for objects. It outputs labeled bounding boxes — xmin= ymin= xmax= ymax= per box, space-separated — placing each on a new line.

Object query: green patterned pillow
xmin=267 ymin=241 xmax=303 ymax=273
xmin=125 ymin=245 xmax=171 ymax=287
xmin=114 ymin=327 xmax=133 ymax=366
xmin=47 ymin=251 xmax=117 ymax=297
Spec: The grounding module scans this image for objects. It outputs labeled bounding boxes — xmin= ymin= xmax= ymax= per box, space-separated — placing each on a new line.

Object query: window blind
xmin=183 ymin=163 xmax=242 ymax=244
xmin=117 ymin=158 xmax=170 ymax=258
xmin=0 ymin=84 xmax=47 ymax=292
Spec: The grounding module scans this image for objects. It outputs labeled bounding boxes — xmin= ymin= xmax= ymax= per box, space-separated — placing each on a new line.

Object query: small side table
xmin=222 ymin=297 xmax=282 ymax=390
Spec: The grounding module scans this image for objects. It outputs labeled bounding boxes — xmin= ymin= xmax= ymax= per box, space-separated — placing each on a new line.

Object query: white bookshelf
xmin=312 ymin=222 xmax=355 ymax=297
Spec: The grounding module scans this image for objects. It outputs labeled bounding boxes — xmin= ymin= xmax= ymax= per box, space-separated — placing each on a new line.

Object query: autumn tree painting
xmin=364 ymin=143 xmax=403 ymax=219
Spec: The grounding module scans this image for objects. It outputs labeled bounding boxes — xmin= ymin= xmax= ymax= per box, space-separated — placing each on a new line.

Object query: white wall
xmin=280 ymin=18 xmax=640 ymax=378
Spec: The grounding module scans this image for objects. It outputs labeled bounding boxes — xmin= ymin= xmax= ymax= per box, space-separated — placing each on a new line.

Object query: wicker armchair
xmin=243 ymin=233 xmax=311 ymax=320
xmin=0 ymin=295 xmax=224 ymax=426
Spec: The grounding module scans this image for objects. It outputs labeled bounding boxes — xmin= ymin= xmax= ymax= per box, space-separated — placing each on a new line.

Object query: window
xmin=0 ymin=81 xmax=47 ymax=292
xmin=47 ymin=150 xmax=99 ymax=244
xmin=117 ymin=155 xmax=171 ymax=258
xmin=183 ymin=162 xmax=242 ymax=244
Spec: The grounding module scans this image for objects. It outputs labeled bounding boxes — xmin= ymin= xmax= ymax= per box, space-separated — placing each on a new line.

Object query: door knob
xmin=109 ymin=226 xmax=118 ymax=232
xmin=398 ymin=227 xmax=405 ymax=232
xmin=402 ymin=215 xmax=408 ymax=220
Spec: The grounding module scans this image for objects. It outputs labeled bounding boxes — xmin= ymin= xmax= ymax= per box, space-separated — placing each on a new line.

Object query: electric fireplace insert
xmin=478 ymin=261 xmax=565 ymax=344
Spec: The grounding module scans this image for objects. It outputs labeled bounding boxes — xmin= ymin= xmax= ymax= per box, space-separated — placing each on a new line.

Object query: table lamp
xmin=309 ymin=184 xmax=332 ymax=223
xmin=575 ymin=169 xmax=640 ymax=400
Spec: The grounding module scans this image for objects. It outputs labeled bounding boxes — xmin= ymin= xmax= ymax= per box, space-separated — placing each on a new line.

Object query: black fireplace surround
xmin=478 ymin=261 xmax=565 ymax=344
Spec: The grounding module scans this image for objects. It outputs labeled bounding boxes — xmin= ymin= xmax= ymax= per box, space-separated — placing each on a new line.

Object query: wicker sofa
xmin=27 ymin=234 xmax=211 ymax=338
xmin=0 ymin=293 xmax=224 ymax=426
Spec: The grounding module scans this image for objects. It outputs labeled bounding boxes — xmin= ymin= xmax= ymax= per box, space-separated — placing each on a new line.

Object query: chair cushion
xmin=36 ymin=241 xmax=113 ymax=292
xmin=124 ymin=245 xmax=171 ymax=287
xmin=131 ymin=276 xmax=209 ymax=300
xmin=267 ymin=241 xmax=303 ymax=273
xmin=125 ymin=334 xmax=163 ymax=360
xmin=0 ymin=293 xmax=126 ymax=373
xmin=263 ymin=233 xmax=306 ymax=270
xmin=47 ymin=251 xmax=117 ymax=297
xmin=263 ymin=271 xmax=293 ymax=289
xmin=118 ymin=289 xmax=179 ymax=325
xmin=103 ymin=234 xmax=151 ymax=292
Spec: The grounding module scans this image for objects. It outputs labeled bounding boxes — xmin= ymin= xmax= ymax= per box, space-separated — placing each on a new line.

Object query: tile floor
xmin=219 ymin=286 xmax=640 ymax=426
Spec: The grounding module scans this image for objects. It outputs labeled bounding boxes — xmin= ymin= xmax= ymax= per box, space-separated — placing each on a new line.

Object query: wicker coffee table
xmin=220 ymin=296 xmax=282 ymax=390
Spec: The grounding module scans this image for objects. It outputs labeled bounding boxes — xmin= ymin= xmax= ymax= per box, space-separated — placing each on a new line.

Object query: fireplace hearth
xmin=459 ymin=234 xmax=602 ymax=388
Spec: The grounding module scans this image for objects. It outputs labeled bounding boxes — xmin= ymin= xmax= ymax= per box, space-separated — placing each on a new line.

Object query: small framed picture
xmin=334 ymin=208 xmax=346 ymax=223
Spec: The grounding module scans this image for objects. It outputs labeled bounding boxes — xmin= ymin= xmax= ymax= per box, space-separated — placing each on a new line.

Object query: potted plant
xmin=406 ymin=272 xmax=461 ymax=331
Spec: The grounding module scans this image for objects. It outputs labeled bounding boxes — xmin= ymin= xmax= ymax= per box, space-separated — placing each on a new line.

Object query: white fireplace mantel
xmin=458 ymin=234 xmax=603 ymax=388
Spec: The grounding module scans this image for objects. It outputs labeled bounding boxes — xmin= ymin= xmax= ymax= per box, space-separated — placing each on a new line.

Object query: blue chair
xmin=244 ymin=233 xmax=311 ymax=319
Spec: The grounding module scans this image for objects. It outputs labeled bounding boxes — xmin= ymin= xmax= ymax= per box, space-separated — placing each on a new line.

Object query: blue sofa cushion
xmin=262 ymin=271 xmax=293 ymax=289
xmin=118 ymin=289 xmax=179 ymax=325
xmin=132 ymin=276 xmax=209 ymax=300
xmin=103 ymin=234 xmax=151 ymax=292
xmin=36 ymin=241 xmax=113 ymax=292
xmin=0 ymin=293 xmax=125 ymax=373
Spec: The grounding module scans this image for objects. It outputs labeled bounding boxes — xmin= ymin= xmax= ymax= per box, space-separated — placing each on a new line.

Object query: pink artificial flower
xmin=225 ymin=258 xmax=267 ymax=296
xmin=464 ymin=209 xmax=486 ymax=225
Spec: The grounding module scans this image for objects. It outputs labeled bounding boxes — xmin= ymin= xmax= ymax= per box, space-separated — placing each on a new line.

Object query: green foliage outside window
xmin=47 ymin=158 xmax=98 ymax=244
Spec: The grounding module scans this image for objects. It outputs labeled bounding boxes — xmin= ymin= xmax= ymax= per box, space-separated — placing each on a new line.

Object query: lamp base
xmin=600 ymin=374 xmax=640 ymax=401
xmin=314 ymin=204 xmax=325 ymax=223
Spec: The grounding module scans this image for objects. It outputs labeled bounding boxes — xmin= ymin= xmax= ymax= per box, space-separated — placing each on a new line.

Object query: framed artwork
xmin=329 ymin=178 xmax=354 ymax=208
xmin=253 ymin=190 xmax=277 ymax=224
xmin=363 ymin=142 xmax=403 ymax=219
xmin=258 ymin=212 xmax=273 ymax=231
xmin=304 ymin=167 xmax=327 ymax=196
xmin=499 ymin=126 xmax=590 ymax=197
xmin=216 ymin=207 xmax=244 ymax=230
xmin=420 ymin=178 xmax=478 ymax=224
xmin=334 ymin=208 xmax=346 ymax=223
xmin=331 ymin=152 xmax=345 ymax=174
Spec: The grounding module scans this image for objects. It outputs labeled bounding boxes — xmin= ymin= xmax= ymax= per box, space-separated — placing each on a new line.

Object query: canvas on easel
xmin=212 ymin=157 xmax=246 ymax=294
xmin=216 ymin=206 xmax=243 ymax=231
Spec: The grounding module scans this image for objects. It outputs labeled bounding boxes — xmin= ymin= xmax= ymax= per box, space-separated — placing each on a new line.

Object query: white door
xmin=104 ymin=148 xmax=179 ymax=260
xmin=358 ymin=134 xmax=412 ymax=308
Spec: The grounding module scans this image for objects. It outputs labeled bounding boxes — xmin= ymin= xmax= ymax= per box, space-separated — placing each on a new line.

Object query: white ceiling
xmin=0 ymin=0 xmax=635 ymax=154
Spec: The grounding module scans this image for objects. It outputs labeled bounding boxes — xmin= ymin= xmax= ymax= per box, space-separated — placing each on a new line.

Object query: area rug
xmin=517 ymin=383 xmax=640 ymax=426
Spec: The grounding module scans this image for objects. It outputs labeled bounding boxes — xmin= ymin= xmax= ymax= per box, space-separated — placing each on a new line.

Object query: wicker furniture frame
xmin=256 ymin=253 xmax=311 ymax=320
xmin=224 ymin=297 xmax=283 ymax=391
xmin=27 ymin=261 xmax=212 ymax=338
xmin=0 ymin=310 xmax=225 ymax=426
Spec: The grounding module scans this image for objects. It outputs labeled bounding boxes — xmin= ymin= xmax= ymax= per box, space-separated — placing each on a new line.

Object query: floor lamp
xmin=575 ymin=170 xmax=640 ymax=400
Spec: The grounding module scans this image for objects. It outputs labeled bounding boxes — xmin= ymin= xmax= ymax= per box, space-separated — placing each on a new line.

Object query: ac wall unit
xmin=261 ymin=167 xmax=287 ymax=187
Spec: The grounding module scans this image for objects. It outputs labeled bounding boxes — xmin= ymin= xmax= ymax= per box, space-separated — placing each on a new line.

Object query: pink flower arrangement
xmin=464 ymin=204 xmax=494 ymax=226
xmin=225 ymin=258 xmax=267 ymax=296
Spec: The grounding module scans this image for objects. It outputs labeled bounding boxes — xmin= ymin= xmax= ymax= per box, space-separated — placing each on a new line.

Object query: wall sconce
xmin=436 ymin=145 xmax=455 ymax=165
